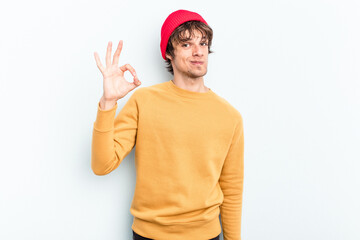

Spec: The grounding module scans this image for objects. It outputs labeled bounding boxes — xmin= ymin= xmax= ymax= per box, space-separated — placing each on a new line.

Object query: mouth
xmin=190 ymin=61 xmax=204 ymax=65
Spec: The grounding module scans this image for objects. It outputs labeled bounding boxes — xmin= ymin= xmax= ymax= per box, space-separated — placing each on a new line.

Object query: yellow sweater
xmin=91 ymin=80 xmax=244 ymax=240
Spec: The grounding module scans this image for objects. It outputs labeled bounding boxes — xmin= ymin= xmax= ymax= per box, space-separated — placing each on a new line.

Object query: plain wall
xmin=0 ymin=0 xmax=359 ymax=239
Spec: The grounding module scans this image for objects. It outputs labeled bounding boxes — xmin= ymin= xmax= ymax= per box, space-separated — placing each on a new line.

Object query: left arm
xmin=219 ymin=115 xmax=245 ymax=240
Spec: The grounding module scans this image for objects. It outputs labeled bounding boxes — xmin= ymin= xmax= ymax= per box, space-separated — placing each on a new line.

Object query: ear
xmin=165 ymin=53 xmax=172 ymax=61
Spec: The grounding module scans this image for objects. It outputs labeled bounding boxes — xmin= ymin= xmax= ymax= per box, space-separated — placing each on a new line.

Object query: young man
xmin=92 ymin=9 xmax=244 ymax=240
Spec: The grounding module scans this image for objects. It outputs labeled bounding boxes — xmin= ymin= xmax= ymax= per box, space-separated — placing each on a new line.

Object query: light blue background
xmin=0 ymin=0 xmax=359 ymax=239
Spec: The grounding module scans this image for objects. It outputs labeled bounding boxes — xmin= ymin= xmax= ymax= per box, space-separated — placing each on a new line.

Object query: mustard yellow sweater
xmin=91 ymin=80 xmax=244 ymax=240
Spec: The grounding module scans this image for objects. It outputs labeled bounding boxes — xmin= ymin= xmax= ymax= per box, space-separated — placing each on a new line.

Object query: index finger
xmin=112 ymin=40 xmax=123 ymax=66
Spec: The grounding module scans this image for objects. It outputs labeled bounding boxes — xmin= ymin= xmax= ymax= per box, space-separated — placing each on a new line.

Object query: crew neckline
xmin=165 ymin=79 xmax=215 ymax=99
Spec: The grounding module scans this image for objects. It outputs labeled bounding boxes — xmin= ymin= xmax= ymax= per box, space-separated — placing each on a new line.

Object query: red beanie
xmin=160 ymin=9 xmax=208 ymax=60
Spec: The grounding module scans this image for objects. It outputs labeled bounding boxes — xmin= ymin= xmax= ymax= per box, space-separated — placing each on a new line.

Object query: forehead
xmin=181 ymin=29 xmax=207 ymax=41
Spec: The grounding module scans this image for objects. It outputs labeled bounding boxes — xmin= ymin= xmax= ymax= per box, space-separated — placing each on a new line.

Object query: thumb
xmin=128 ymin=81 xmax=140 ymax=92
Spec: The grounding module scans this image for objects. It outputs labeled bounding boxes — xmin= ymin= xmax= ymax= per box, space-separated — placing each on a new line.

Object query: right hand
xmin=94 ymin=40 xmax=141 ymax=102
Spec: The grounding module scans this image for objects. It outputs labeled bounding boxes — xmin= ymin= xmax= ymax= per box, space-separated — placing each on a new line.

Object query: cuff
xmin=93 ymin=101 xmax=118 ymax=132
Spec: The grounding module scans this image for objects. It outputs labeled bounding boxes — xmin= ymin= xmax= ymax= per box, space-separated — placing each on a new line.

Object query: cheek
xmin=179 ymin=57 xmax=188 ymax=67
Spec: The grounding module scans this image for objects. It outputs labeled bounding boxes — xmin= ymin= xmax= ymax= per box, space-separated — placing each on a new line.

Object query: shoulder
xmin=128 ymin=85 xmax=151 ymax=100
xmin=127 ymin=82 xmax=168 ymax=108
xmin=211 ymin=92 xmax=243 ymax=125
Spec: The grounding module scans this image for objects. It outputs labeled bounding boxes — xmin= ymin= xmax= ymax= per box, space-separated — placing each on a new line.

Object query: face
xmin=166 ymin=30 xmax=209 ymax=78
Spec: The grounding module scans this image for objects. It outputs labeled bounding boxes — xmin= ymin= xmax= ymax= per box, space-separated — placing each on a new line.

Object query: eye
xmin=182 ymin=43 xmax=189 ymax=47
xmin=201 ymin=42 xmax=208 ymax=46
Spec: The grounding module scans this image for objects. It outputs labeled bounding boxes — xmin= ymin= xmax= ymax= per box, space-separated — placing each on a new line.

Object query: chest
xmin=138 ymin=98 xmax=234 ymax=150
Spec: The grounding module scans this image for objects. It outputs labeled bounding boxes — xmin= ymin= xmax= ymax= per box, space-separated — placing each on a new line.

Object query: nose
xmin=192 ymin=44 xmax=204 ymax=57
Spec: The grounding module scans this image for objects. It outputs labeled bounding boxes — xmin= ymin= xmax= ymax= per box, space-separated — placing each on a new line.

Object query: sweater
xmin=91 ymin=79 xmax=244 ymax=240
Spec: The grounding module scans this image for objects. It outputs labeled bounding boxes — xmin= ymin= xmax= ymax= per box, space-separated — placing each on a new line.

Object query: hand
xmin=94 ymin=40 xmax=141 ymax=102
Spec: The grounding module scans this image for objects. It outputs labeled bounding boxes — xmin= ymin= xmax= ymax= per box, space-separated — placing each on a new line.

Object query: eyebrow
xmin=180 ymin=36 xmax=208 ymax=42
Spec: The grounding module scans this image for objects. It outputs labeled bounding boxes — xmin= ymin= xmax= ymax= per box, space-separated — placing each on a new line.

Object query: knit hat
xmin=160 ymin=9 xmax=208 ymax=60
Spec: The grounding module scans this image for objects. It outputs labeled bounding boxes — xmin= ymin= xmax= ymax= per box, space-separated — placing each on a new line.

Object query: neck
xmin=172 ymin=73 xmax=209 ymax=93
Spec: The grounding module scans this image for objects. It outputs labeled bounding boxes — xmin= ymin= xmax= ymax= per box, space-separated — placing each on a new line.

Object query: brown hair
xmin=164 ymin=20 xmax=214 ymax=75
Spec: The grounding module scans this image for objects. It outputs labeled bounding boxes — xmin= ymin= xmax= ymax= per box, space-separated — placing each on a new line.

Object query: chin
xmin=189 ymin=71 xmax=207 ymax=78
xmin=188 ymin=68 xmax=207 ymax=77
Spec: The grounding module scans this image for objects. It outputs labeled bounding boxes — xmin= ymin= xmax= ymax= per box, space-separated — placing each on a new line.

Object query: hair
xmin=164 ymin=20 xmax=214 ymax=75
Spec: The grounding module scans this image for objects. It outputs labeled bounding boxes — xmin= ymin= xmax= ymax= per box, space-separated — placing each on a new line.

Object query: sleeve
xmin=91 ymin=90 xmax=140 ymax=175
xmin=219 ymin=114 xmax=245 ymax=240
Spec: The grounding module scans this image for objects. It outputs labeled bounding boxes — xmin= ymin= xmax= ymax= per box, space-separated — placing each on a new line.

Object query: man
xmin=92 ymin=9 xmax=244 ymax=240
